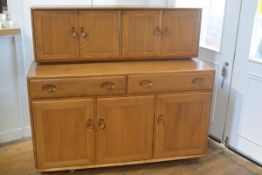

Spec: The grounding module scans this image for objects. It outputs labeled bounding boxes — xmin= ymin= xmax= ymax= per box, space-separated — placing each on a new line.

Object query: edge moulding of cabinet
xmin=31 ymin=7 xmax=201 ymax=62
xmin=27 ymin=59 xmax=215 ymax=172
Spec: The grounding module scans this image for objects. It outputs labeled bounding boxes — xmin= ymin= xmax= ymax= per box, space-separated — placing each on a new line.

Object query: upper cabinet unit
xmin=33 ymin=11 xmax=79 ymax=61
xmin=161 ymin=10 xmax=201 ymax=57
xmin=32 ymin=8 xmax=201 ymax=62
xmin=122 ymin=10 xmax=161 ymax=57
xmin=78 ymin=11 xmax=120 ymax=60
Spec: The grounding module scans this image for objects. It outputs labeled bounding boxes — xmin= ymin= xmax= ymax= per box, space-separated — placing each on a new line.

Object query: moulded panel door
xmin=32 ymin=99 xmax=95 ymax=169
xmin=97 ymin=96 xmax=154 ymax=164
xmin=78 ymin=10 xmax=120 ymax=60
xmin=161 ymin=10 xmax=201 ymax=57
xmin=122 ymin=10 xmax=161 ymax=57
xmin=155 ymin=93 xmax=211 ymax=158
xmin=33 ymin=11 xmax=79 ymax=61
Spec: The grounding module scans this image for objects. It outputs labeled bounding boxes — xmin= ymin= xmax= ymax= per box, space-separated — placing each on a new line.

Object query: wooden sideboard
xmin=27 ymin=6 xmax=214 ymax=172
xmin=27 ymin=59 xmax=214 ymax=171
xmin=31 ymin=7 xmax=201 ymax=62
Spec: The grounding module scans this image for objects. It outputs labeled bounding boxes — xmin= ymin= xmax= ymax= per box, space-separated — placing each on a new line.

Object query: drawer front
xmin=128 ymin=72 xmax=214 ymax=94
xmin=29 ymin=76 xmax=126 ymax=98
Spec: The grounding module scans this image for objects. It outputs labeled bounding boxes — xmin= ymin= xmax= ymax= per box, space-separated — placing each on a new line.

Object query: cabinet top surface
xmin=31 ymin=6 xmax=201 ymax=10
xmin=28 ymin=59 xmax=214 ymax=79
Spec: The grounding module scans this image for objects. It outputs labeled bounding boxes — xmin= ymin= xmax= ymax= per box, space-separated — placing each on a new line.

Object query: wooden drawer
xmin=29 ymin=76 xmax=126 ymax=98
xmin=128 ymin=72 xmax=214 ymax=94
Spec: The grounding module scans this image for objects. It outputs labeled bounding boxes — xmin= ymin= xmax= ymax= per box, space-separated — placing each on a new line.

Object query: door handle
xmin=98 ymin=119 xmax=106 ymax=130
xmin=154 ymin=26 xmax=162 ymax=36
xmin=80 ymin=26 xmax=87 ymax=38
xmin=221 ymin=62 xmax=229 ymax=89
xmin=163 ymin=26 xmax=169 ymax=36
xmin=157 ymin=115 xmax=165 ymax=126
xmin=86 ymin=119 xmax=94 ymax=132
xmin=71 ymin=27 xmax=77 ymax=38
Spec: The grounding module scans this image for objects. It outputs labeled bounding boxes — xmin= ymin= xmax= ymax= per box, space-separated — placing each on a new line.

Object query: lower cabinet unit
xmin=97 ymin=96 xmax=154 ymax=164
xmin=155 ymin=93 xmax=211 ymax=158
xmin=27 ymin=59 xmax=215 ymax=171
xmin=32 ymin=99 xmax=96 ymax=169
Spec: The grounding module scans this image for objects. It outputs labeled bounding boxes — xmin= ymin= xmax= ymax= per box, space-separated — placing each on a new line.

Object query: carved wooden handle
xmin=87 ymin=119 xmax=94 ymax=132
xmin=80 ymin=27 xmax=87 ymax=38
xmin=157 ymin=115 xmax=165 ymax=126
xmin=154 ymin=26 xmax=162 ymax=36
xmin=98 ymin=119 xmax=106 ymax=130
xmin=71 ymin=27 xmax=77 ymax=38
xmin=163 ymin=26 xmax=169 ymax=36
xmin=192 ymin=78 xmax=204 ymax=84
xmin=42 ymin=84 xmax=56 ymax=93
xmin=101 ymin=82 xmax=115 ymax=90
xmin=140 ymin=80 xmax=153 ymax=88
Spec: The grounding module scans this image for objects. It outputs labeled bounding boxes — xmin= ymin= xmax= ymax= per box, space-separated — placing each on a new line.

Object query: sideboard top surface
xmin=31 ymin=6 xmax=201 ymax=11
xmin=28 ymin=58 xmax=214 ymax=79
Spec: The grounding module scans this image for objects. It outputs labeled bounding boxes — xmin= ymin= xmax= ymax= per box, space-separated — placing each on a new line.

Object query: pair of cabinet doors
xmin=32 ymin=94 xmax=211 ymax=169
xmin=32 ymin=9 xmax=201 ymax=62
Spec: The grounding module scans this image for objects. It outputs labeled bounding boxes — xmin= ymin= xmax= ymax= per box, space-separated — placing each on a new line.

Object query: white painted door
xmin=196 ymin=0 xmax=242 ymax=142
xmin=176 ymin=0 xmax=241 ymax=142
xmin=225 ymin=0 xmax=262 ymax=164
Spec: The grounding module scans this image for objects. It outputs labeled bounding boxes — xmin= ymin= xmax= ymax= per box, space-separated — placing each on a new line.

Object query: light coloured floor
xmin=0 ymin=139 xmax=261 ymax=175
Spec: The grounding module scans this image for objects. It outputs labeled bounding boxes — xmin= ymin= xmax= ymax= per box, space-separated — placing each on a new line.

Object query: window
xmin=175 ymin=0 xmax=226 ymax=52
xmin=250 ymin=0 xmax=262 ymax=63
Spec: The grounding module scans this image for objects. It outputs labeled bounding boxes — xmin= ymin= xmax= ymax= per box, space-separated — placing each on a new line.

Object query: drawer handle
xmin=157 ymin=115 xmax=165 ymax=126
xmin=42 ymin=84 xmax=56 ymax=93
xmin=140 ymin=80 xmax=153 ymax=88
xmin=101 ymin=82 xmax=115 ymax=90
xmin=87 ymin=119 xmax=94 ymax=132
xmin=98 ymin=119 xmax=106 ymax=130
xmin=192 ymin=78 xmax=204 ymax=84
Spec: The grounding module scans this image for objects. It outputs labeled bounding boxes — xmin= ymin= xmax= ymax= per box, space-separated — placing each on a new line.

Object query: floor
xmin=0 ymin=139 xmax=261 ymax=175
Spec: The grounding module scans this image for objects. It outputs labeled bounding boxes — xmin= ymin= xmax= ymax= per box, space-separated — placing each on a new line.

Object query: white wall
xmin=0 ymin=35 xmax=30 ymax=143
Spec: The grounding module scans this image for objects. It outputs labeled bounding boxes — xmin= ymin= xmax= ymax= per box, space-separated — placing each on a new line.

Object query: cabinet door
xmin=155 ymin=93 xmax=211 ymax=158
xmin=32 ymin=99 xmax=95 ymax=169
xmin=97 ymin=96 xmax=154 ymax=164
xmin=33 ymin=11 xmax=79 ymax=62
xmin=122 ymin=10 xmax=161 ymax=57
xmin=79 ymin=11 xmax=120 ymax=60
xmin=161 ymin=10 xmax=201 ymax=57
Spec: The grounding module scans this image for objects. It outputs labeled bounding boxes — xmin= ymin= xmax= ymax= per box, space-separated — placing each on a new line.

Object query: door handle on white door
xmin=221 ymin=62 xmax=229 ymax=89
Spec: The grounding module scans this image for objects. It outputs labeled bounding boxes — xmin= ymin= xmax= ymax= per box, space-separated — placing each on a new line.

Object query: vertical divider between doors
xmin=159 ymin=10 xmax=163 ymax=56
xmin=152 ymin=95 xmax=158 ymax=158
xmin=94 ymin=98 xmax=98 ymax=164
xmin=76 ymin=10 xmax=80 ymax=60
xmin=119 ymin=10 xmax=122 ymax=58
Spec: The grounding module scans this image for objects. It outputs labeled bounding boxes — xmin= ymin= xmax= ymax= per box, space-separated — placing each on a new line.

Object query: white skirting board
xmin=0 ymin=127 xmax=31 ymax=143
